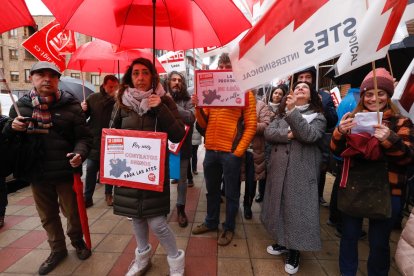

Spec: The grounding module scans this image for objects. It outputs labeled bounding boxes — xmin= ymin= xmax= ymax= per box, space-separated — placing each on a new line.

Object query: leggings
xmin=132 ymin=215 xmax=178 ymax=257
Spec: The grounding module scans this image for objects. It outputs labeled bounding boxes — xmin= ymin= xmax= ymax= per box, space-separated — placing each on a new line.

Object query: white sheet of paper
xmin=351 ymin=112 xmax=383 ymax=135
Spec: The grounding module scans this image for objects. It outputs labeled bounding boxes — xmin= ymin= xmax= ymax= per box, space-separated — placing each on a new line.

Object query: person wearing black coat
xmin=81 ymin=75 xmax=119 ymax=207
xmin=110 ymin=58 xmax=186 ymax=276
xmin=3 ymin=62 xmax=92 ymax=275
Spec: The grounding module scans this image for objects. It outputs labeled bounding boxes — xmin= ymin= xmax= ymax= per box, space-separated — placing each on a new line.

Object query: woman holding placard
xmin=331 ymin=68 xmax=414 ymax=276
xmin=110 ymin=58 xmax=186 ymax=276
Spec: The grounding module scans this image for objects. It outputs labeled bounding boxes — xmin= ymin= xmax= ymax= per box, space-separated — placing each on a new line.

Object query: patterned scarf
xmin=122 ymin=83 xmax=166 ymax=115
xmin=28 ymin=89 xmax=60 ymax=134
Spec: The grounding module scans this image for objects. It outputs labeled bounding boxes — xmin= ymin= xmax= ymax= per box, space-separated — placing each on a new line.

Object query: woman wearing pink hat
xmin=331 ymin=68 xmax=414 ymax=276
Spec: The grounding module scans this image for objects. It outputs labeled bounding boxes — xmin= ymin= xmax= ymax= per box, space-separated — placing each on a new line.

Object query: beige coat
xmin=396 ymin=208 xmax=414 ymax=275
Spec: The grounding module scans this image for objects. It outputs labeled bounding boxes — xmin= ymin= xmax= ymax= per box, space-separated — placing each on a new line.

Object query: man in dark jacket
xmin=3 ymin=62 xmax=92 ymax=275
xmin=293 ymin=67 xmax=338 ymax=206
xmin=164 ymin=71 xmax=195 ymax=227
xmin=81 ymin=75 xmax=119 ymax=207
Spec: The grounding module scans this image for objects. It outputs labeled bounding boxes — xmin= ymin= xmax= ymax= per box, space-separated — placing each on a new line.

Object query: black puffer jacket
xmin=111 ymin=96 xmax=185 ymax=218
xmin=84 ymin=90 xmax=115 ymax=160
xmin=3 ymin=91 xmax=92 ymax=182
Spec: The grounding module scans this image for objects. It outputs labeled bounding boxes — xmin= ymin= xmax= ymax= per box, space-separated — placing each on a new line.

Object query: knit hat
xmin=360 ymin=68 xmax=394 ymax=97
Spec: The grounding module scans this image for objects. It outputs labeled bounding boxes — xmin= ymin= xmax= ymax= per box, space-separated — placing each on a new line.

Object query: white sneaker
xmin=266 ymin=244 xmax=288 ymax=255
xmin=284 ymin=250 xmax=300 ymax=274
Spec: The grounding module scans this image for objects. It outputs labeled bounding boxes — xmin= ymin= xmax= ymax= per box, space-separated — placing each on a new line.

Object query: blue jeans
xmin=339 ymin=196 xmax=401 ymax=276
xmin=84 ymin=159 xmax=113 ymax=201
xmin=203 ymin=150 xmax=242 ymax=232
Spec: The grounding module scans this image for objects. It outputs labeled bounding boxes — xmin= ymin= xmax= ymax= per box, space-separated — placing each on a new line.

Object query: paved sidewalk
xmin=0 ymin=146 xmax=404 ymax=275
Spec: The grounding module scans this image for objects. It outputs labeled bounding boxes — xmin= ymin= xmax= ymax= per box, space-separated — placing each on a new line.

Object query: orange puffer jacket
xmin=195 ymin=91 xmax=257 ymax=157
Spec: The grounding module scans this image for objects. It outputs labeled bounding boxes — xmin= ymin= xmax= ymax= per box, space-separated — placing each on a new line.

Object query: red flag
xmin=22 ymin=20 xmax=76 ymax=72
xmin=0 ymin=0 xmax=35 ymax=34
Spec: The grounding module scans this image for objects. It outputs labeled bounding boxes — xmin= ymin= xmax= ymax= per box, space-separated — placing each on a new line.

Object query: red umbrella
xmin=40 ymin=0 xmax=251 ymax=51
xmin=73 ymin=172 xmax=92 ymax=249
xmin=67 ymin=39 xmax=166 ymax=74
xmin=0 ymin=0 xmax=36 ymax=34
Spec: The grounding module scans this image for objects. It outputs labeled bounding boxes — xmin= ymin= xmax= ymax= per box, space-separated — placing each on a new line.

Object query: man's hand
xmin=81 ymin=101 xmax=88 ymax=112
xmin=67 ymin=153 xmax=82 ymax=168
xmin=11 ymin=116 xmax=29 ymax=132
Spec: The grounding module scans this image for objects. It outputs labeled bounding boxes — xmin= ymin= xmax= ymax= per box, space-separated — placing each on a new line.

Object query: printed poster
xmin=100 ymin=129 xmax=167 ymax=192
xmin=195 ymin=70 xmax=246 ymax=107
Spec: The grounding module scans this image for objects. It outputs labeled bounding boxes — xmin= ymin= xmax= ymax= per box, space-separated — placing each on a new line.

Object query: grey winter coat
xmin=174 ymin=99 xmax=195 ymax=160
xmin=111 ymin=95 xmax=185 ymax=218
xmin=261 ymin=107 xmax=326 ymax=251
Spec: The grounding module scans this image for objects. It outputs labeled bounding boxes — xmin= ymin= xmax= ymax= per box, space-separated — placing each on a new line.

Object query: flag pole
xmin=371 ymin=61 xmax=381 ymax=124
xmin=386 ymin=53 xmax=394 ymax=78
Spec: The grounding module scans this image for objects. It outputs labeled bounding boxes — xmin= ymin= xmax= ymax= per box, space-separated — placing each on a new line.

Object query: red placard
xmin=100 ymin=128 xmax=167 ymax=192
xmin=22 ymin=20 xmax=76 ymax=72
xmin=168 ymin=124 xmax=190 ymax=155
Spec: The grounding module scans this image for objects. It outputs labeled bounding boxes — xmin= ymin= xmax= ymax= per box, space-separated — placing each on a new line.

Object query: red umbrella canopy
xmin=40 ymin=0 xmax=251 ymax=50
xmin=0 ymin=0 xmax=36 ymax=34
xmin=67 ymin=39 xmax=166 ymax=73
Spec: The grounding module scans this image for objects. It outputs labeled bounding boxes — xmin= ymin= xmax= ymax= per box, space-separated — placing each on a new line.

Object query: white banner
xmin=159 ymin=50 xmax=186 ymax=73
xmin=392 ymin=59 xmax=414 ymax=122
xmin=335 ymin=0 xmax=407 ymax=76
xmin=229 ymin=0 xmax=366 ymax=92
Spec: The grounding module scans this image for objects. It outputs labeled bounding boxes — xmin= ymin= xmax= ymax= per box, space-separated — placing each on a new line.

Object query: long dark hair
xmin=116 ymin=58 xmax=160 ymax=109
xmin=164 ymin=71 xmax=190 ymax=101
xmin=268 ymin=84 xmax=288 ymax=104
xmin=277 ymin=81 xmax=322 ymax=116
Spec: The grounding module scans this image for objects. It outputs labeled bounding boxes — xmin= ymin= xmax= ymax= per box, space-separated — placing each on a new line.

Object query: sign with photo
xmin=100 ymin=128 xmax=167 ymax=192
xmin=195 ymin=70 xmax=246 ymax=107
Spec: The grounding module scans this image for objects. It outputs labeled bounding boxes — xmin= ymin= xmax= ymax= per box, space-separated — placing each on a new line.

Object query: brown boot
xmin=105 ymin=194 xmax=113 ymax=206
xmin=177 ymin=205 xmax=188 ymax=228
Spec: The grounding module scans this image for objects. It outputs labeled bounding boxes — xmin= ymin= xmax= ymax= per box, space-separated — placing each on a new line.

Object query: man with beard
xmin=164 ymin=71 xmax=195 ymax=227
xmin=81 ymin=75 xmax=119 ymax=207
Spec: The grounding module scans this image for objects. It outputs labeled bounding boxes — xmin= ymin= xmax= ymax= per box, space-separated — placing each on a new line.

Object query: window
xmin=24 ymin=50 xmax=35 ymax=60
xmin=24 ymin=69 xmax=31 ymax=83
xmin=91 ymin=75 xmax=100 ymax=86
xmin=9 ymin=49 xmax=18 ymax=60
xmin=10 ymin=71 xmax=19 ymax=82
xmin=8 ymin=29 xmax=17 ymax=38
xmin=71 ymin=73 xmax=80 ymax=79
xmin=23 ymin=26 xmax=36 ymax=38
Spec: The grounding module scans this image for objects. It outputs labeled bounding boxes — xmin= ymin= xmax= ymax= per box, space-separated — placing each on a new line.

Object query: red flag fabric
xmin=0 ymin=0 xmax=35 ymax=34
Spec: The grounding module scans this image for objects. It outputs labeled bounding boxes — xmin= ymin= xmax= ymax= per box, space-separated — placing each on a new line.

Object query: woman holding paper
xmin=331 ymin=68 xmax=414 ymax=276
xmin=262 ymin=81 xmax=326 ymax=275
xmin=110 ymin=58 xmax=186 ymax=276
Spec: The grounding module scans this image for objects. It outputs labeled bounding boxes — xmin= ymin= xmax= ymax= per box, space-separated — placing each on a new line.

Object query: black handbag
xmin=338 ymin=158 xmax=392 ymax=220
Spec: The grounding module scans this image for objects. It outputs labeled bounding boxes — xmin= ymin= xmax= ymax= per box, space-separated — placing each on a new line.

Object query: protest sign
xmin=100 ymin=129 xmax=167 ymax=192
xmin=168 ymin=124 xmax=190 ymax=155
xmin=195 ymin=70 xmax=246 ymax=107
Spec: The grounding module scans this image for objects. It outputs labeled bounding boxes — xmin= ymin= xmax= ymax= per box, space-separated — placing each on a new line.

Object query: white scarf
xmin=122 ymin=83 xmax=166 ymax=115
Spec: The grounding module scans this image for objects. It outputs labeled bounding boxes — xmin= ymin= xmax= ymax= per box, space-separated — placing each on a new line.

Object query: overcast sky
xmin=25 ymin=0 xmax=52 ymax=15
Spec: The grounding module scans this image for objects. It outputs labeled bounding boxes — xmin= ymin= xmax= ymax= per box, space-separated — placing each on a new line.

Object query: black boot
xmin=38 ymin=250 xmax=68 ymax=275
xmin=177 ymin=204 xmax=188 ymax=227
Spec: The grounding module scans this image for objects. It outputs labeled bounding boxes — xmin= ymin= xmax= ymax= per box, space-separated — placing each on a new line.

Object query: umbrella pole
xmin=371 ymin=61 xmax=381 ymax=124
xmin=152 ymin=0 xmax=156 ymax=93
xmin=81 ymin=72 xmax=86 ymax=102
